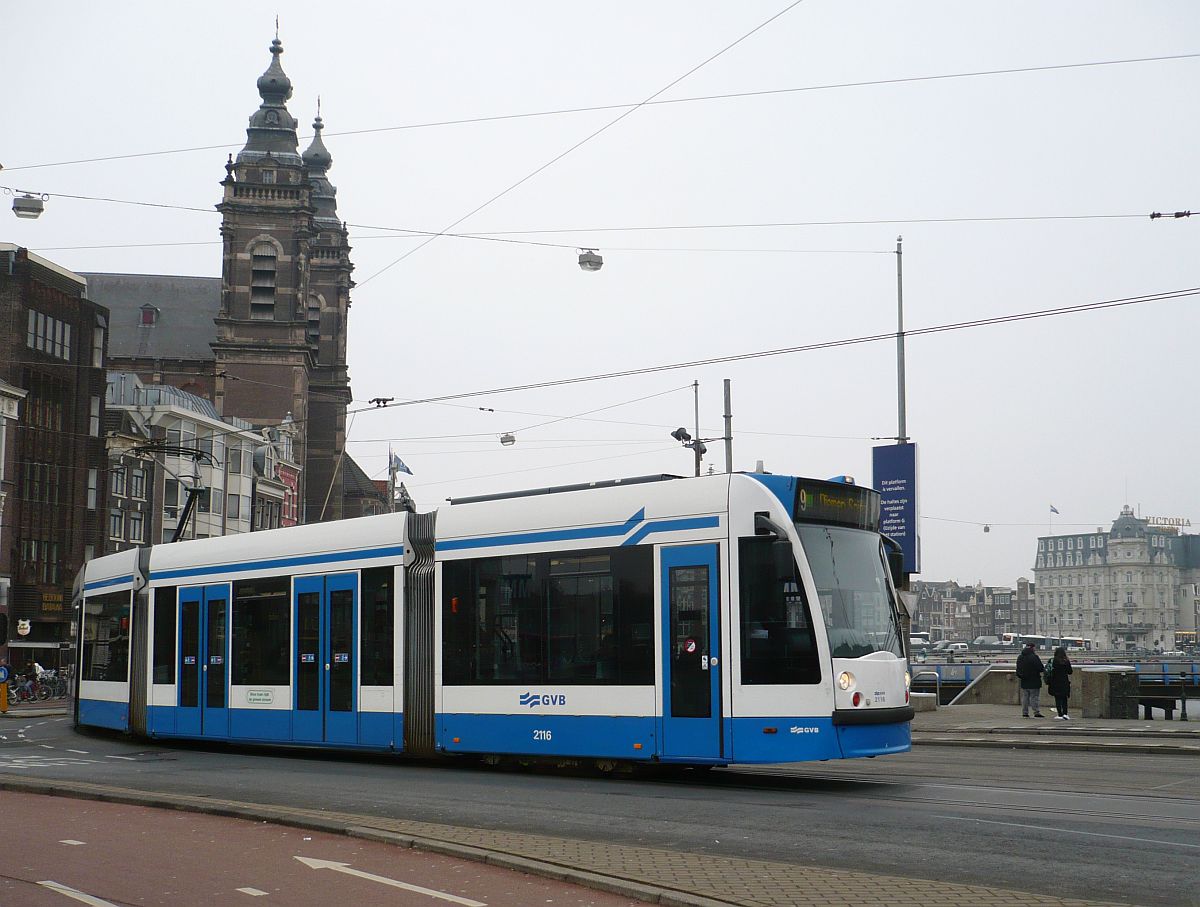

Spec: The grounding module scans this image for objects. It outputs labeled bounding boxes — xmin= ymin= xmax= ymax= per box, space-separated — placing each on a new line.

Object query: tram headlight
xmin=838 ymin=671 xmax=855 ymax=691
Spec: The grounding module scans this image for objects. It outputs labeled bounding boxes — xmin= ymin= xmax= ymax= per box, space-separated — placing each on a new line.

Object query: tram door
xmin=293 ymin=573 xmax=359 ymax=745
xmin=660 ymin=544 xmax=722 ymax=760
xmin=176 ymin=584 xmax=230 ymax=738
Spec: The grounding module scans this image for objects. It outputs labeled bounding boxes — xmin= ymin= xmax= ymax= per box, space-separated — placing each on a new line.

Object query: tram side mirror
xmin=772 ymin=540 xmax=794 ymax=583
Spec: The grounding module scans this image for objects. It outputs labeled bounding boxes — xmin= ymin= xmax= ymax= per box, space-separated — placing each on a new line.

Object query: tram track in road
xmin=674 ymin=766 xmax=1200 ymax=829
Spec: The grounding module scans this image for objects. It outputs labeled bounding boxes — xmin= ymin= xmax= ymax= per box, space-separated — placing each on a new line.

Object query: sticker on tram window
xmin=210 ymin=655 xmax=224 ymax=665
xmin=300 ymin=653 xmax=316 ymax=663
xmin=183 ymin=656 xmax=197 ymax=665
xmin=334 ymin=653 xmax=349 ymax=663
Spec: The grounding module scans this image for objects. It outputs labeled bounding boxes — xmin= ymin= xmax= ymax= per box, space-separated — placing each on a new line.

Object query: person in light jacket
xmin=1015 ymin=641 xmax=1046 ymax=718
xmin=1047 ymin=646 xmax=1074 ymax=720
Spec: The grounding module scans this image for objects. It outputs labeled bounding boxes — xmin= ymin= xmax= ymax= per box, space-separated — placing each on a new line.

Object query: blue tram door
xmin=660 ymin=544 xmax=722 ymax=760
xmin=176 ymin=584 xmax=230 ymax=738
xmin=293 ymin=573 xmax=359 ymax=745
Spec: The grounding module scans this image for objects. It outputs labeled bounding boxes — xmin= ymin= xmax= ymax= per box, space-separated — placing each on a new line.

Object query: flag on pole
xmin=1050 ymin=505 xmax=1060 ymax=514
xmin=389 ymin=452 xmax=413 ymax=475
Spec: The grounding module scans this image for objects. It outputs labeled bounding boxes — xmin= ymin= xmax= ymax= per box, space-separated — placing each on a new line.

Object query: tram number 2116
xmin=533 ymin=729 xmax=553 ymax=741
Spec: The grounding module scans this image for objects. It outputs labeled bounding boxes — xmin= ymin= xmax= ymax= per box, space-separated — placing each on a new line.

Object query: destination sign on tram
xmin=794 ymin=481 xmax=880 ymax=531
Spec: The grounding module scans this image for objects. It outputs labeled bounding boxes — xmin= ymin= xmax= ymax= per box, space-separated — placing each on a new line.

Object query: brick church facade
xmin=86 ymin=38 xmax=379 ymax=521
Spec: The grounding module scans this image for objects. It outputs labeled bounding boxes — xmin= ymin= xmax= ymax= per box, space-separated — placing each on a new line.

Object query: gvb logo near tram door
xmin=293 ymin=574 xmax=359 ymax=745
xmin=177 ymin=584 xmax=230 ymax=738
xmin=661 ymin=544 xmax=722 ymax=760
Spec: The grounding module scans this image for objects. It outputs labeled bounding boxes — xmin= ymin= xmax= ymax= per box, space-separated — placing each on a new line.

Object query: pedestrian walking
xmin=1047 ymin=646 xmax=1074 ymax=719
xmin=1015 ymin=641 xmax=1046 ymax=718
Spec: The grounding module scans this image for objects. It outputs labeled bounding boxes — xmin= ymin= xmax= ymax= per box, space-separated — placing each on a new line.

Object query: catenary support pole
xmin=896 ymin=235 xmax=907 ymax=443
xmin=723 ymin=378 xmax=733 ymax=473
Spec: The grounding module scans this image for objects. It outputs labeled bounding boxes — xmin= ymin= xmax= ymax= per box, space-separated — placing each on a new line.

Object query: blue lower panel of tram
xmin=438 ymin=714 xmax=658 ymax=759
xmin=229 ymin=708 xmax=292 ymax=740
xmin=146 ymin=706 xmax=402 ymax=750
xmin=835 ymin=720 xmax=911 ymax=758
xmin=78 ymin=699 xmax=128 ymax=731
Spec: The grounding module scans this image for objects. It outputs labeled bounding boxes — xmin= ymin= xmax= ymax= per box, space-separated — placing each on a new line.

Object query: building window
xmin=1067 ymin=538 xmax=1073 ymax=550
xmin=228 ymin=448 xmax=242 ymax=475
xmin=89 ymin=396 xmax=101 ymax=436
xmin=109 ymin=509 xmax=124 ymax=540
xmin=87 ymin=468 xmax=98 ymax=510
xmin=130 ymin=469 xmax=145 ymax=499
xmin=111 ymin=467 xmax=127 ymax=497
xmin=92 ymin=326 xmax=105 ymax=366
xmin=250 ymin=242 xmax=278 ymax=320
xmin=129 ymin=511 xmax=144 ymax=543
xmin=140 ymin=305 xmax=159 ymax=326
xmin=227 ymin=493 xmax=239 ymax=519
xmin=261 ymin=169 xmax=276 ymax=184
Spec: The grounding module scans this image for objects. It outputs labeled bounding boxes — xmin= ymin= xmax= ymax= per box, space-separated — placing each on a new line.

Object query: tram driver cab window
xmin=738 ymin=537 xmax=821 ymax=685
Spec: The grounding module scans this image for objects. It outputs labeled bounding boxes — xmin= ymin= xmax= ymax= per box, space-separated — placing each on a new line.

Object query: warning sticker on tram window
xmin=300 ymin=653 xmax=316 ymax=663
xmin=334 ymin=653 xmax=349 ymax=663
xmin=684 ymin=638 xmax=697 ymax=654
xmin=210 ymin=655 xmax=224 ymax=665
xmin=183 ymin=656 xmax=197 ymax=665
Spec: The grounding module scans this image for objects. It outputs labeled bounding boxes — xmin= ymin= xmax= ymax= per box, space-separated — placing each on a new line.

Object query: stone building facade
xmin=1033 ymin=506 xmax=1200 ymax=651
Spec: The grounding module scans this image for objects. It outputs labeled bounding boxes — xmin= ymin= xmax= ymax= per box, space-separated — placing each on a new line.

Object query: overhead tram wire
xmin=4 ymin=51 xmax=1196 ymax=174
xmin=363 ymin=286 xmax=1200 ymax=409
xmin=356 ymin=0 xmax=810 ymax=286
xmin=39 ymin=284 xmax=1192 ymax=488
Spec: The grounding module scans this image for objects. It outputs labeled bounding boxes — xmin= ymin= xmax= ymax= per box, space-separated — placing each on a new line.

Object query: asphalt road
xmin=2 ymin=715 xmax=1197 ymax=906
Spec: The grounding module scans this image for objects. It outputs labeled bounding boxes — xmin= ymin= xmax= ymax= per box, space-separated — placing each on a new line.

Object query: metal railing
xmin=910 ymin=670 xmax=942 ymax=704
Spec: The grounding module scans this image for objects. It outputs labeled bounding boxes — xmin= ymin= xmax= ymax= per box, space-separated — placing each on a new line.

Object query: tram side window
xmin=360 ymin=566 xmax=394 ymax=686
xmin=444 ymin=555 xmax=541 ymax=684
xmin=82 ymin=590 xmax=132 ymax=682
xmin=152 ymin=586 xmax=177 ymax=684
xmin=442 ymin=546 xmax=653 ymax=686
xmin=739 ymin=538 xmax=821 ymax=685
xmin=231 ymin=576 xmax=290 ymax=685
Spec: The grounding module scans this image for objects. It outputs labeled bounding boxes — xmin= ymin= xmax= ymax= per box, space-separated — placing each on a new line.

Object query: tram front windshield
xmin=794 ymin=524 xmax=904 ymax=659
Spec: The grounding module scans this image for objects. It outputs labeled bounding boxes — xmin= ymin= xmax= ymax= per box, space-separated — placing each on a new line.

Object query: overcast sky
xmin=4 ymin=2 xmax=1197 ymax=585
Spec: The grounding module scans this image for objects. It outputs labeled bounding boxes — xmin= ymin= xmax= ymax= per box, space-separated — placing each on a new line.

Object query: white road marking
xmin=934 ymin=814 xmax=1200 ymax=849
xmin=1146 ymin=777 xmax=1195 ymax=791
xmin=39 ymin=744 xmax=55 ymax=749
xmin=60 ymin=840 xmax=87 ymax=846
xmin=67 ymin=749 xmax=90 ymax=754
xmin=37 ymin=880 xmax=120 ymax=906
xmin=295 ymin=856 xmax=487 ymax=906
xmin=237 ymin=887 xmax=269 ymax=896
xmin=104 ymin=754 xmax=137 ymax=761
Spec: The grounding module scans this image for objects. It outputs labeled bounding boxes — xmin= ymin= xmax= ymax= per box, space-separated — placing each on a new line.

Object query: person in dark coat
xmin=1047 ymin=646 xmax=1074 ymax=719
xmin=1015 ymin=641 xmax=1046 ymax=718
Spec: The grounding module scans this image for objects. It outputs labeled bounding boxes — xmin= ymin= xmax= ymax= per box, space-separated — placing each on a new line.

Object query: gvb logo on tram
xmin=520 ymin=692 xmax=567 ymax=708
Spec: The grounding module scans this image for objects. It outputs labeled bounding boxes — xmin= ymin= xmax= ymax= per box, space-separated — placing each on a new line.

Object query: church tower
xmin=212 ymin=37 xmax=353 ymax=521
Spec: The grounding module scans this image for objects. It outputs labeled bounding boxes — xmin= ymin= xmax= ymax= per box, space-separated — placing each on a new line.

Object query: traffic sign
xmin=0 ymin=665 xmax=9 ymax=684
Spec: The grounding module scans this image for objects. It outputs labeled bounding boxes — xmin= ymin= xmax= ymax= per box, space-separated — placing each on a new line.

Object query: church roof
xmin=343 ymin=455 xmax=388 ymax=503
xmin=82 ymin=272 xmax=220 ymax=361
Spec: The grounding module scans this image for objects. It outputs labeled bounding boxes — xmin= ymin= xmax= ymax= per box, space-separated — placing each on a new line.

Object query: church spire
xmin=237 ymin=37 xmax=301 ymax=164
xmin=303 ymin=108 xmax=340 ymax=225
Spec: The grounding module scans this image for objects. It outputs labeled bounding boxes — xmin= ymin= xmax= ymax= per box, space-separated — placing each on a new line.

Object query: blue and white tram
xmin=73 ymin=472 xmax=913 ymax=765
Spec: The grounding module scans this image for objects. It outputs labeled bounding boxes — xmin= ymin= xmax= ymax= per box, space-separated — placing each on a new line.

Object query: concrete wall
xmin=950 ymin=665 xmax=1137 ymax=718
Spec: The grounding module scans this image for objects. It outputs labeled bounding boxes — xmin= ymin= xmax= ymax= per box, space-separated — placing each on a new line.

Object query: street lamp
xmin=670 ymin=427 xmax=710 ymax=477
xmin=12 ymin=192 xmax=47 ymax=219
xmin=578 ymin=249 xmax=603 ymax=272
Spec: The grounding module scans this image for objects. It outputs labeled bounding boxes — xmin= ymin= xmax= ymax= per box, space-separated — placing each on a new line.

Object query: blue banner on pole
xmin=872 ymin=443 xmax=920 ymax=575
